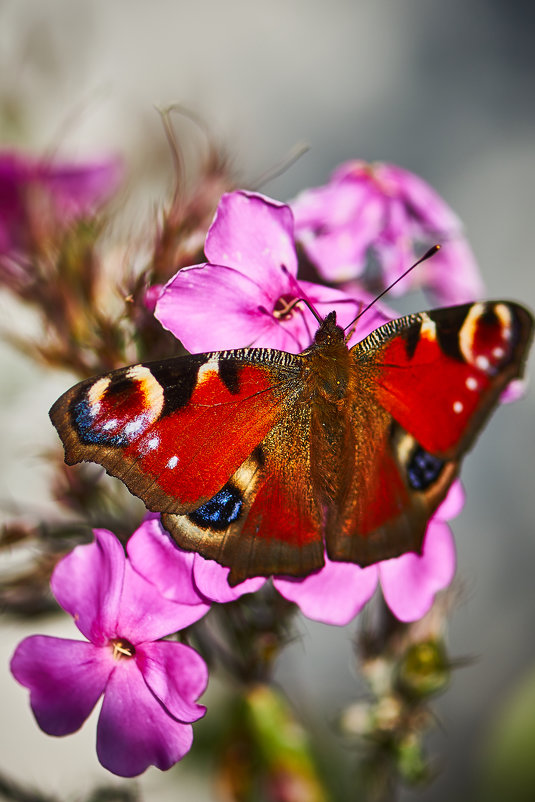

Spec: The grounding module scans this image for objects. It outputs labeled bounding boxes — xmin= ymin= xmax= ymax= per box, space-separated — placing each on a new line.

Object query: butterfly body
xmin=50 ymin=301 xmax=533 ymax=585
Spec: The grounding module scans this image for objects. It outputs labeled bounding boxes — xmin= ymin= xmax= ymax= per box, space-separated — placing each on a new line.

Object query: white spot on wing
xmin=453 ymin=401 xmax=463 ymax=414
xmin=124 ymin=416 xmax=149 ymax=437
xmin=167 ymin=455 xmax=179 ymax=469
xmin=466 ymin=376 xmax=478 ymax=391
xmin=476 ymin=355 xmax=491 ymax=372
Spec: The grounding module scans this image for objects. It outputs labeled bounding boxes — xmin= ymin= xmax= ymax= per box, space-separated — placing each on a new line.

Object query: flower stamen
xmin=273 ymin=293 xmax=300 ymax=320
xmin=111 ymin=638 xmax=136 ymax=660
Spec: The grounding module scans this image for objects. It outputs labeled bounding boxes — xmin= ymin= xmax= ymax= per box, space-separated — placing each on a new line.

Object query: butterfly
xmin=50 ymin=301 xmax=533 ymax=586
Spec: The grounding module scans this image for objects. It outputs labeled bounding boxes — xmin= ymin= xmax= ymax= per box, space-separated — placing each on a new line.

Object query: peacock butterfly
xmin=50 ymin=300 xmax=533 ymax=586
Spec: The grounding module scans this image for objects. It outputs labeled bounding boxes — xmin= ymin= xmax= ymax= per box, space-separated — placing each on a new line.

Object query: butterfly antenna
xmin=344 ymin=244 xmax=441 ymax=331
xmin=284 ymin=297 xmax=323 ymax=325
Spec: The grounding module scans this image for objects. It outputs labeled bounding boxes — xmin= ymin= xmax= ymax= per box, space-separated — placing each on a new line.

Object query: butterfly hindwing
xmin=163 ymin=414 xmax=326 ymax=585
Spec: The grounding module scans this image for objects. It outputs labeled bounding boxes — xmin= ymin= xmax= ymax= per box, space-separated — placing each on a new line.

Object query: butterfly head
xmin=312 ymin=311 xmax=346 ymax=347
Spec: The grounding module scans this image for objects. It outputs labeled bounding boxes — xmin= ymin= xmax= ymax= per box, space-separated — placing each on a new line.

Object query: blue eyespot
xmin=407 ymin=447 xmax=444 ymax=491
xmin=73 ymin=398 xmax=127 ymax=446
xmin=189 ymin=484 xmax=243 ymax=531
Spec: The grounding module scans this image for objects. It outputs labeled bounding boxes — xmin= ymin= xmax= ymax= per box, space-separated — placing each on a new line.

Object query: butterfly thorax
xmin=301 ymin=312 xmax=352 ymax=404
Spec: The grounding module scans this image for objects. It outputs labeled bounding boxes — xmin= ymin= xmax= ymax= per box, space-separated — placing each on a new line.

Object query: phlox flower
xmin=291 ymin=160 xmax=484 ymax=305
xmin=154 ymin=189 xmax=390 ymax=354
xmin=0 ymin=150 xmax=122 ymax=261
xmin=11 ymin=526 xmax=210 ymax=777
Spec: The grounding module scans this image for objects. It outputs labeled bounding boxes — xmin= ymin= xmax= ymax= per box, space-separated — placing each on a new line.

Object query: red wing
xmin=49 ymin=348 xmax=302 ymax=514
xmin=327 ymin=301 xmax=533 ymax=566
xmin=163 ymin=409 xmax=325 ymax=585
xmin=355 ymin=302 xmax=533 ymax=458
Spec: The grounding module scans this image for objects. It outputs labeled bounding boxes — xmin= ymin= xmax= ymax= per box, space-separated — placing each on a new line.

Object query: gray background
xmin=0 ymin=1 xmax=534 ymax=799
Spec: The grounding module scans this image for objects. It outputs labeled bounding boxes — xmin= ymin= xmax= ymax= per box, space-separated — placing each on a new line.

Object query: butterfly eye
xmin=407 ymin=447 xmax=445 ymax=491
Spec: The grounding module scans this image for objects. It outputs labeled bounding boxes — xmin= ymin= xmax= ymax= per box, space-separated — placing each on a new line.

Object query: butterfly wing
xmin=162 ymin=401 xmax=325 ymax=585
xmin=326 ymin=301 xmax=533 ymax=566
xmin=50 ymin=347 xmax=327 ymax=582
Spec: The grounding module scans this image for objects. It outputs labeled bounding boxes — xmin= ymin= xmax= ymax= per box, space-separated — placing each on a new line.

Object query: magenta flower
xmin=10 ymin=526 xmax=209 ymax=777
xmin=155 ymin=190 xmax=390 ymax=354
xmin=273 ymin=482 xmax=462 ymax=625
xmin=128 ymin=516 xmax=266 ymax=604
xmin=291 ymin=160 xmax=484 ymax=305
xmin=0 ymin=150 xmax=122 ymax=259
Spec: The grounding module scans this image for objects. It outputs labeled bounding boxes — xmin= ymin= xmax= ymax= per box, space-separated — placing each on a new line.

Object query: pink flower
xmin=155 ymin=190 xmax=390 ymax=354
xmin=0 ymin=150 xmax=122 ymax=259
xmin=10 ymin=526 xmax=209 ymax=777
xmin=128 ymin=516 xmax=266 ymax=604
xmin=273 ymin=482 xmax=462 ymax=625
xmin=291 ymin=160 xmax=484 ymax=305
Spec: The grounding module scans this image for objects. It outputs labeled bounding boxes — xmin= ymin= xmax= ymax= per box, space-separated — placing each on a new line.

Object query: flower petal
xmin=193 ymin=553 xmax=265 ymax=602
xmin=127 ymin=518 xmax=209 ymax=607
xmin=127 ymin=518 xmax=215 ymax=615
xmin=137 ymin=640 xmax=208 ymax=722
xmin=43 ymin=157 xmax=122 ymax=215
xmin=96 ymin=658 xmax=195 ymax=776
xmin=435 ymin=480 xmax=465 ymax=521
xmin=206 ymin=190 xmax=298 ymax=281
xmin=421 ymin=237 xmax=485 ymax=305
xmin=293 ymin=180 xmax=385 ymax=283
xmin=380 ymin=163 xmax=461 ymax=234
xmin=274 ymin=559 xmax=378 ymax=626
xmin=500 ymin=378 xmax=527 ymax=404
xmin=155 ymin=263 xmax=278 ymax=351
xmin=10 ymin=636 xmax=111 ymax=735
xmin=117 ymin=558 xmax=210 ymax=643
xmin=51 ymin=529 xmax=125 ymax=644
xmin=379 ymin=521 xmax=456 ymax=622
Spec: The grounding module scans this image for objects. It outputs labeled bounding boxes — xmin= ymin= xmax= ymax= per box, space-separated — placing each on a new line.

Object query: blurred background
xmin=0 ymin=1 xmax=534 ymax=800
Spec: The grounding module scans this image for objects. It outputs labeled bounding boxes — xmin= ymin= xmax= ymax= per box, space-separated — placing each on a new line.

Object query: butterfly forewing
xmin=49 ymin=348 xmax=302 ymax=513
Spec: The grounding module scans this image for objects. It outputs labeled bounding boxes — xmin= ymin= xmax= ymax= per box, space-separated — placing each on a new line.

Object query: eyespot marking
xmin=407 ymin=447 xmax=444 ymax=491
xmin=459 ymin=302 xmax=516 ymax=375
xmin=188 ymin=484 xmax=243 ymax=531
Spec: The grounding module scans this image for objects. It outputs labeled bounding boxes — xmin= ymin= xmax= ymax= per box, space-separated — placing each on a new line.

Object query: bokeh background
xmin=0 ymin=1 xmax=534 ymax=800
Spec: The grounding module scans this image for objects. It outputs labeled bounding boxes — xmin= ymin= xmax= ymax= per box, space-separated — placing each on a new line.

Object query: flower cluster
xmin=291 ymin=159 xmax=484 ymax=305
xmin=9 ymin=149 xmax=485 ymax=779
xmin=0 ymin=151 xmax=121 ymax=275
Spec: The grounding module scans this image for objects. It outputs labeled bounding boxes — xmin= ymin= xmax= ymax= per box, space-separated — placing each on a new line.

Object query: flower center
xmin=111 ymin=638 xmax=136 ymax=660
xmin=272 ymin=293 xmax=299 ymax=320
